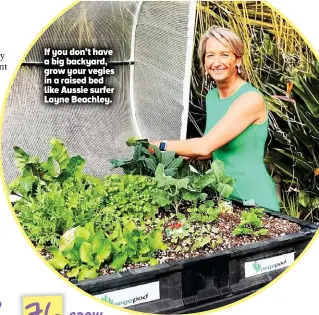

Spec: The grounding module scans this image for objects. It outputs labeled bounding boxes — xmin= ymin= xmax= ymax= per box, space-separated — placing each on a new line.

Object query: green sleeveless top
xmin=204 ymin=82 xmax=280 ymax=211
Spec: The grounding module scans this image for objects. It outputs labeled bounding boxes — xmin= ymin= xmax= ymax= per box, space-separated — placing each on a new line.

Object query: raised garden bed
xmin=8 ymin=138 xmax=318 ymax=313
xmin=72 ymin=208 xmax=317 ymax=313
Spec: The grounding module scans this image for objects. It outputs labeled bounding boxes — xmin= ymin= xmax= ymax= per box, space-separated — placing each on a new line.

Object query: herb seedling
xmin=187 ymin=204 xmax=221 ymax=223
xmin=232 ymin=208 xmax=268 ymax=236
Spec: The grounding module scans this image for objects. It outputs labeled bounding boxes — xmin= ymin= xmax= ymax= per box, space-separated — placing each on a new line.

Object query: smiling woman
xmin=151 ymin=26 xmax=280 ymax=211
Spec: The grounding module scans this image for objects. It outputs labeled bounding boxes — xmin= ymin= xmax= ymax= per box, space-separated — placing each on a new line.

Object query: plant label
xmin=245 ymin=252 xmax=295 ymax=278
xmin=95 ymin=281 xmax=160 ymax=307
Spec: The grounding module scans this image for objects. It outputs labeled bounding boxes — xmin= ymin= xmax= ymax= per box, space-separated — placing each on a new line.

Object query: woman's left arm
xmin=152 ymin=92 xmax=265 ymax=157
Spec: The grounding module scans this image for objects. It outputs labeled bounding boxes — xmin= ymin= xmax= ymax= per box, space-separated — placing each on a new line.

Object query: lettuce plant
xmin=49 ymin=220 xmax=167 ymax=280
xmin=101 ymin=174 xmax=160 ymax=220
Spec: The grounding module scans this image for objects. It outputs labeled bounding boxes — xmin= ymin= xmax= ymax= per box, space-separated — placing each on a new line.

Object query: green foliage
xmin=10 ymin=139 xmax=164 ymax=246
xmin=187 ymin=203 xmax=221 ymax=223
xmin=153 ymin=163 xmax=190 ymax=212
xmin=281 ymin=191 xmax=301 ymax=219
xmin=232 ymin=208 xmax=268 ymax=236
xmin=165 ymin=216 xmax=192 ymax=244
xmin=94 ymin=174 xmax=160 ymax=231
xmin=268 ymin=66 xmax=319 ymax=193
xmin=192 ymin=236 xmax=211 ymax=251
xmin=179 ymin=160 xmax=235 ymax=206
xmin=14 ymin=173 xmax=160 ymax=246
xmin=49 ymin=220 xmax=167 ymax=279
xmin=293 ymin=62 xmax=319 ymax=118
xmin=165 ymin=213 xmax=222 ymax=253
xmin=205 ymin=160 xmax=235 ymax=200
xmin=173 ymin=160 xmax=235 ymax=203
xmin=217 ymin=200 xmax=233 ymax=213
xmin=265 ymin=62 xmax=319 ymax=221
xmin=110 ymin=137 xmax=184 ymax=177
xmin=13 ymin=174 xmax=107 ymax=246
xmin=106 ymin=218 xmax=167 ymax=268
xmin=297 ymin=190 xmax=319 ymax=222
xmin=153 ymin=160 xmax=235 ymax=213
xmin=48 ymin=222 xmax=104 ymax=280
xmin=211 ymin=237 xmax=223 ymax=249
xmin=8 ymin=138 xmax=87 ymax=198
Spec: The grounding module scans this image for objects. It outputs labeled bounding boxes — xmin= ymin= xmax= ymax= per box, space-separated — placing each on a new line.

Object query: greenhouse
xmin=2 ymin=1 xmax=318 ymax=313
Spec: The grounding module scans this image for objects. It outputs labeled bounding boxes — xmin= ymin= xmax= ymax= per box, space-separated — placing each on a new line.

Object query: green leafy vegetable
xmin=232 ymin=208 xmax=268 ymax=236
xmin=110 ymin=137 xmax=184 ymax=177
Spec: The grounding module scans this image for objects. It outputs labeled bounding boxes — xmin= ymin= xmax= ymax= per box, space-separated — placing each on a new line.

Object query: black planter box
xmin=72 ymin=209 xmax=318 ymax=314
xmin=73 ymin=261 xmax=185 ymax=313
xmin=179 ymin=209 xmax=317 ymax=310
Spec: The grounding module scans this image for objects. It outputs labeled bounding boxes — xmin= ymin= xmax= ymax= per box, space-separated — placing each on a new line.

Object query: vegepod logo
xmin=94 ymin=281 xmax=160 ymax=308
xmin=252 ymin=259 xmax=287 ymax=274
xmin=101 ymin=293 xmax=149 ymax=307
xmin=245 ymin=252 xmax=295 ymax=278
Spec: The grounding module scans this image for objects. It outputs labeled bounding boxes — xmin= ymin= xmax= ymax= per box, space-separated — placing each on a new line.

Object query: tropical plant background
xmin=188 ymin=1 xmax=319 ymax=222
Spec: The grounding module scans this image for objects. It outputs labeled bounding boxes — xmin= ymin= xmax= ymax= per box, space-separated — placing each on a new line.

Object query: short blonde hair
xmin=198 ymin=26 xmax=248 ymax=81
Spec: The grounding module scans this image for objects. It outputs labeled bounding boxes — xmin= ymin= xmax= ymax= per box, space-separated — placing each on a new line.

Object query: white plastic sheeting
xmin=2 ymin=1 xmax=195 ymax=183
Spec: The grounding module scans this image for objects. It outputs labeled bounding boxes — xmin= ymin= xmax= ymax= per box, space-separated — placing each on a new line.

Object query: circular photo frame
xmin=1 ymin=1 xmax=318 ymax=314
